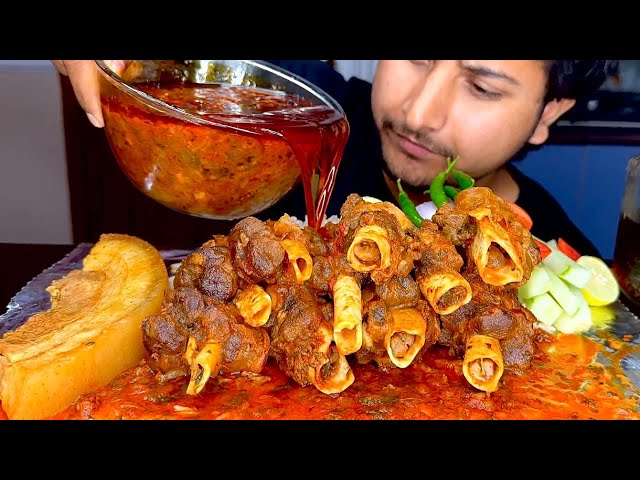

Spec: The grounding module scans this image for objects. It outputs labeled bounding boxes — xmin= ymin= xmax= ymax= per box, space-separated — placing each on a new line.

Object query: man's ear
xmin=528 ymin=98 xmax=576 ymax=145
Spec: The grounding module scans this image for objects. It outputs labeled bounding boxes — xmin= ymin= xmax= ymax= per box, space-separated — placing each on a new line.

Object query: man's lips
xmin=392 ymin=131 xmax=435 ymax=161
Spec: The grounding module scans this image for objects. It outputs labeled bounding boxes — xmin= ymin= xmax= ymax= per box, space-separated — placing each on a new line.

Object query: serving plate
xmin=1 ymin=243 xmax=639 ymax=420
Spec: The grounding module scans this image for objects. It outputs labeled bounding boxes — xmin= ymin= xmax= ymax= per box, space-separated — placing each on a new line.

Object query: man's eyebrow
xmin=458 ymin=61 xmax=520 ymax=86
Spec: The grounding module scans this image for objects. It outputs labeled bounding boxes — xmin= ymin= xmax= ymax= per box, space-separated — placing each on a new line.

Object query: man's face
xmin=371 ymin=60 xmax=558 ymax=187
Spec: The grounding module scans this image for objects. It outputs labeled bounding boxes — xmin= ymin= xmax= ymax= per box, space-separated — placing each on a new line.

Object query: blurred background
xmin=0 ymin=60 xmax=70 ymax=244
xmin=1 ymin=60 xmax=638 ymax=259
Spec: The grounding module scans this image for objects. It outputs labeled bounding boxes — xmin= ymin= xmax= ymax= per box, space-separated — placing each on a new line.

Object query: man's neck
xmin=382 ymin=166 xmax=520 ymax=206
xmin=476 ymin=168 xmax=520 ymax=202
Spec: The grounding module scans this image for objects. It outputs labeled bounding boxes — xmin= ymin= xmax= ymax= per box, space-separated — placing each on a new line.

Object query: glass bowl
xmin=95 ymin=60 xmax=349 ymax=223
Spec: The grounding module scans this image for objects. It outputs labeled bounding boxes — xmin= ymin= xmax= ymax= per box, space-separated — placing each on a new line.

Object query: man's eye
xmin=470 ymin=83 xmax=501 ymax=99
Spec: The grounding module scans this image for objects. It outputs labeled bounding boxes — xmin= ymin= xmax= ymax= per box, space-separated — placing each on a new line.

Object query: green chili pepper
xmin=443 ymin=185 xmax=461 ymax=200
xmin=396 ymin=178 xmax=424 ymax=227
xmin=452 ymin=169 xmax=475 ymax=189
xmin=428 ymin=157 xmax=458 ymax=208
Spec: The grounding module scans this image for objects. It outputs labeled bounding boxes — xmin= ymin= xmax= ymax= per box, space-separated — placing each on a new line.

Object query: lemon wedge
xmin=576 ymin=255 xmax=620 ymax=306
xmin=589 ymin=305 xmax=616 ymax=329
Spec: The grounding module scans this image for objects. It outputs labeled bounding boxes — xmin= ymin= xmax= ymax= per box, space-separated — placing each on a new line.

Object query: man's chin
xmin=384 ymin=158 xmax=437 ymax=188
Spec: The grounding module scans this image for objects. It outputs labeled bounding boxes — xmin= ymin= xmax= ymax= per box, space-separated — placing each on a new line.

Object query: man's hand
xmin=52 ymin=60 xmax=126 ymax=128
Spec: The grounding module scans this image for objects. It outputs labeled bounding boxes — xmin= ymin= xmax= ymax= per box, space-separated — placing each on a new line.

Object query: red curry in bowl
xmin=97 ymin=60 xmax=349 ymax=224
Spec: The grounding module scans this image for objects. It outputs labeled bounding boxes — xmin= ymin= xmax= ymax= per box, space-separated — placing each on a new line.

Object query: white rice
xmin=289 ymin=214 xmax=341 ymax=227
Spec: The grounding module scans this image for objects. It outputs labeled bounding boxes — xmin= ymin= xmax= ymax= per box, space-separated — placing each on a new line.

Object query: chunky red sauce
xmin=29 ymin=329 xmax=638 ymax=420
xmin=101 ymin=81 xmax=349 ymax=228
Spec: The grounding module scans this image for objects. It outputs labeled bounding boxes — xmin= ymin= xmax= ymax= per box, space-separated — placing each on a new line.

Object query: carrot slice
xmin=558 ymin=237 xmax=581 ymax=261
xmin=534 ymin=239 xmax=552 ymax=259
xmin=504 ymin=200 xmax=533 ymax=231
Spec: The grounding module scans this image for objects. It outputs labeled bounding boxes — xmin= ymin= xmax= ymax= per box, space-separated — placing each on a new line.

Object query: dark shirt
xmin=507 ymin=163 xmax=600 ymax=257
xmin=257 ymin=60 xmax=601 ymax=258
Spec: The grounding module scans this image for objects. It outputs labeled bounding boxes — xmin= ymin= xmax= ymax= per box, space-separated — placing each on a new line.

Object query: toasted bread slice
xmin=0 ymin=233 xmax=169 ymax=419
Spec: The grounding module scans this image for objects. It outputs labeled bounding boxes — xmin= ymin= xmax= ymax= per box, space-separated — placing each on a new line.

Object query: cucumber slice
xmin=545 ymin=266 xmax=581 ymax=316
xmin=542 ymin=248 xmax=593 ymax=288
xmin=525 ymin=292 xmax=564 ymax=326
xmin=553 ymin=287 xmax=592 ymax=334
xmin=518 ymin=264 xmax=552 ymax=299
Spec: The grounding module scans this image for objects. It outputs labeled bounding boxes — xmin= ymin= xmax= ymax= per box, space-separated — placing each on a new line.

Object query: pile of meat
xmin=141 ymin=187 xmax=542 ymax=395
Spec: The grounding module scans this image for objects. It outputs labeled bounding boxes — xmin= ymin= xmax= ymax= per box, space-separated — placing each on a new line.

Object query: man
xmin=53 ymin=60 xmax=612 ymax=256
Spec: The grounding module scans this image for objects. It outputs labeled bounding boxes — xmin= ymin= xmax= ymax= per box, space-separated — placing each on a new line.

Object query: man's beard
xmin=380 ymin=118 xmax=456 ymax=188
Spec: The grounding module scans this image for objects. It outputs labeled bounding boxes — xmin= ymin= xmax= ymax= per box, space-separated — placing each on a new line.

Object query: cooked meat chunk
xmin=431 ymin=203 xmax=476 ymax=246
xmin=140 ymin=190 xmax=547 ymax=396
xmin=267 ymin=215 xmax=330 ymax=258
xmin=173 ymin=245 xmax=238 ymax=302
xmin=375 ymin=275 xmax=421 ymax=309
xmin=196 ymin=302 xmax=270 ymax=374
xmin=141 ymin=286 xmax=270 ymax=387
xmin=307 ymin=252 xmax=363 ymax=295
xmin=228 ymin=216 xmax=286 ymax=284
xmin=266 ymin=283 xmax=338 ymax=387
xmin=413 ymin=220 xmax=465 ymax=271
xmin=355 ymin=294 xmax=440 ymax=371
xmin=431 ymin=187 xmax=541 ymax=286
xmin=336 ymin=201 xmax=421 ymax=284
xmin=439 ymin=270 xmax=537 ymax=371
xmin=142 ymin=287 xmax=205 ymax=379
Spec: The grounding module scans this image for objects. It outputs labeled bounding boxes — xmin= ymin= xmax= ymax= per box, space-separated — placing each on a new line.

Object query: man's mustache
xmin=382 ymin=119 xmax=455 ymax=159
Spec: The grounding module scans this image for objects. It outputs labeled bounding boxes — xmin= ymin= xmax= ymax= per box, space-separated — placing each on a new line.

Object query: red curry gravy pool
xmin=11 ymin=328 xmax=636 ymax=420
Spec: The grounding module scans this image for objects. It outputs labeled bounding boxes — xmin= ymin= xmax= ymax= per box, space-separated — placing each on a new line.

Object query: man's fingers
xmin=51 ymin=60 xmax=68 ymax=75
xmin=55 ymin=60 xmax=104 ymax=128
xmin=103 ymin=60 xmax=127 ymax=76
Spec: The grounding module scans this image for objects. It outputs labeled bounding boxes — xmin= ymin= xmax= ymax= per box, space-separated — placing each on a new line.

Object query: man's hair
xmin=544 ymin=60 xmax=618 ymax=102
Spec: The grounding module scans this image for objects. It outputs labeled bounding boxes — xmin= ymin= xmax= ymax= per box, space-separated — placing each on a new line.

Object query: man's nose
xmin=402 ymin=72 xmax=453 ymax=132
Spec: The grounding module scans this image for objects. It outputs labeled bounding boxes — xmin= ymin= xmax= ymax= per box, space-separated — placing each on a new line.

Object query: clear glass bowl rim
xmin=94 ymin=60 xmax=346 ymax=135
